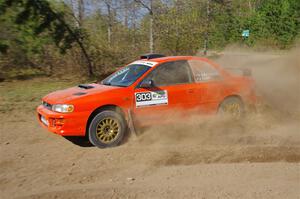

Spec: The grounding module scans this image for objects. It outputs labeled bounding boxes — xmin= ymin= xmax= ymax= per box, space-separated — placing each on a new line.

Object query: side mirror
xmin=140 ymin=80 xmax=154 ymax=88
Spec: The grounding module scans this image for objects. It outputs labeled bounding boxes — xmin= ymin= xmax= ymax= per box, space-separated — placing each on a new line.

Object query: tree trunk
xmin=69 ymin=0 xmax=93 ymax=76
xmin=124 ymin=0 xmax=129 ymax=27
xmin=78 ymin=0 xmax=84 ymax=27
xmin=134 ymin=0 xmax=154 ymax=53
xmin=149 ymin=13 xmax=154 ymax=53
xmin=106 ymin=1 xmax=112 ymax=47
xmin=149 ymin=0 xmax=154 ymax=53
xmin=108 ymin=23 xmax=112 ymax=46
xmin=248 ymin=0 xmax=252 ymax=12
xmin=80 ymin=43 xmax=94 ymax=77
xmin=52 ymin=5 xmax=94 ymax=77
xmin=132 ymin=2 xmax=138 ymax=50
xmin=204 ymin=0 xmax=210 ymax=56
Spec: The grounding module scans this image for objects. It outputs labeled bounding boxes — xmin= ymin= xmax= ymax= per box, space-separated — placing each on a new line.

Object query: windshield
xmin=102 ymin=64 xmax=151 ymax=87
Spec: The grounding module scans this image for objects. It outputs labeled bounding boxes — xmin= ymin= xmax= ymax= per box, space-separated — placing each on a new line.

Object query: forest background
xmin=0 ymin=0 xmax=299 ymax=80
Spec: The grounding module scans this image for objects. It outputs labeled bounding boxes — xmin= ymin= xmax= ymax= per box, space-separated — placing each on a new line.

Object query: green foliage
xmin=0 ymin=0 xmax=95 ymax=77
xmin=155 ymin=1 xmax=204 ymax=55
xmin=0 ymin=0 xmax=83 ymax=53
xmin=256 ymin=0 xmax=300 ymax=48
xmin=197 ymin=0 xmax=300 ymax=49
xmin=0 ymin=4 xmax=51 ymax=67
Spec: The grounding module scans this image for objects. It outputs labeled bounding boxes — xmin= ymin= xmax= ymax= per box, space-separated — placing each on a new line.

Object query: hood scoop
xmin=73 ymin=92 xmax=87 ymax=96
xmin=78 ymin=84 xmax=94 ymax=89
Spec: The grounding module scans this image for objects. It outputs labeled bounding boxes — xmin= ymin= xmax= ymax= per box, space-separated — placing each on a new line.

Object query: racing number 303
xmin=136 ymin=92 xmax=152 ymax=102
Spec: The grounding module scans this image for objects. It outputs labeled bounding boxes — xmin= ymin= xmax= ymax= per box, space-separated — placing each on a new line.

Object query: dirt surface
xmin=1 ymin=50 xmax=300 ymax=198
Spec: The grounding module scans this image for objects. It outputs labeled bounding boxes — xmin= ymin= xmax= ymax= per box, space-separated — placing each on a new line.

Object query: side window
xmin=188 ymin=60 xmax=221 ymax=82
xmin=145 ymin=60 xmax=192 ymax=86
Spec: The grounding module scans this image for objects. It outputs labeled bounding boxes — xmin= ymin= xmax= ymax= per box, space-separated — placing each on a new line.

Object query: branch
xmin=134 ymin=0 xmax=152 ymax=13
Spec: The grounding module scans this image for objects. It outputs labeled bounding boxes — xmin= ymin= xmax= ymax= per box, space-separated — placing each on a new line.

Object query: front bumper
xmin=37 ymin=105 xmax=90 ymax=136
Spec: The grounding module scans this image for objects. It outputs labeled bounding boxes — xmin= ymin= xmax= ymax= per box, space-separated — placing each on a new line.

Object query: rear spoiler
xmin=225 ymin=68 xmax=252 ymax=77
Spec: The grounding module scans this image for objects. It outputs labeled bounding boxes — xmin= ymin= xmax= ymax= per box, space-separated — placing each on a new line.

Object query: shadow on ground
xmin=63 ymin=136 xmax=94 ymax=147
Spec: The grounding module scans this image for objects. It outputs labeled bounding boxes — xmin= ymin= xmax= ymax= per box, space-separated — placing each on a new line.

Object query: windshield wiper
xmin=102 ymin=82 xmax=111 ymax=86
xmin=112 ymin=84 xmax=127 ymax=87
xmin=102 ymin=82 xmax=127 ymax=87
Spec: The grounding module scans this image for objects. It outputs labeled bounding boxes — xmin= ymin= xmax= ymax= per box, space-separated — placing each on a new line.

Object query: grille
xmin=43 ymin=101 xmax=52 ymax=110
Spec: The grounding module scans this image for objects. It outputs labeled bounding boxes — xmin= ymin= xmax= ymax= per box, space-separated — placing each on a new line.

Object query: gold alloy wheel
xmin=223 ymin=103 xmax=241 ymax=118
xmin=96 ymin=117 xmax=120 ymax=143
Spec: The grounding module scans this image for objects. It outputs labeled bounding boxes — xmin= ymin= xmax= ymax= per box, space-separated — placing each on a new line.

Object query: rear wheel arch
xmin=219 ymin=95 xmax=244 ymax=108
xmin=218 ymin=95 xmax=245 ymax=112
xmin=218 ymin=95 xmax=245 ymax=117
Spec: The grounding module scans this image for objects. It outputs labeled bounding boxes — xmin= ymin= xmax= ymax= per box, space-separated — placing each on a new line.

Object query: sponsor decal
xmin=130 ymin=61 xmax=158 ymax=67
xmin=135 ymin=90 xmax=168 ymax=107
xmin=195 ymin=71 xmax=220 ymax=81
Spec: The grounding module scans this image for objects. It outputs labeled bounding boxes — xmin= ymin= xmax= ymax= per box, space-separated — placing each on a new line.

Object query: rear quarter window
xmin=188 ymin=60 xmax=221 ymax=82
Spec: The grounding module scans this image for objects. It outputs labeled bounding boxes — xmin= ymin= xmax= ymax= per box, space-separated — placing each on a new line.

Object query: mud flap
xmin=127 ymin=109 xmax=137 ymax=137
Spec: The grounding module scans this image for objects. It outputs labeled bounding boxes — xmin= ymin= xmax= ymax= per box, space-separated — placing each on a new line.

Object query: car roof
xmin=139 ymin=56 xmax=211 ymax=64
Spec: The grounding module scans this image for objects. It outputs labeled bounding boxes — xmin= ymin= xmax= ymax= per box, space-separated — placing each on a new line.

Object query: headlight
xmin=52 ymin=104 xmax=74 ymax=113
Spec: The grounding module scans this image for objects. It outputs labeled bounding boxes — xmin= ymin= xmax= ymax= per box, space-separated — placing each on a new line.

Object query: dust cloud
xmin=130 ymin=47 xmax=300 ymax=165
xmin=1 ymin=48 xmax=299 ymax=199
xmin=217 ymin=46 xmax=300 ymax=116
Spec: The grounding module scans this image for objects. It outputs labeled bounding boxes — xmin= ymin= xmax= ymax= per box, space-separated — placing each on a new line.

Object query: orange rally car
xmin=37 ymin=54 xmax=257 ymax=148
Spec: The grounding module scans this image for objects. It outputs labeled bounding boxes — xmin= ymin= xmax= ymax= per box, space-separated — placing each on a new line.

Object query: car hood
xmin=43 ymin=83 xmax=120 ymax=104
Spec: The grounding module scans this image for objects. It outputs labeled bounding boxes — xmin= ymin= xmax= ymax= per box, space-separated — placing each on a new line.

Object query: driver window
xmin=188 ymin=60 xmax=221 ymax=82
xmin=145 ymin=60 xmax=192 ymax=87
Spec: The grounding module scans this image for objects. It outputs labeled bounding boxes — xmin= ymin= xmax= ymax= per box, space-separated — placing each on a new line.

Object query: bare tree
xmin=123 ymin=0 xmax=129 ymax=27
xmin=65 ymin=0 xmax=94 ymax=77
xmin=104 ymin=0 xmax=114 ymax=47
xmin=135 ymin=0 xmax=154 ymax=53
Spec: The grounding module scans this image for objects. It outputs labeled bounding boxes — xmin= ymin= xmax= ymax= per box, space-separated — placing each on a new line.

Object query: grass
xmin=0 ymin=67 xmax=48 ymax=81
xmin=0 ymin=78 xmax=80 ymax=114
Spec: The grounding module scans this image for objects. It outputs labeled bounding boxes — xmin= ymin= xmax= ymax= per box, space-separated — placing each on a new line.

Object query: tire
xmin=218 ymin=97 xmax=245 ymax=119
xmin=88 ymin=110 xmax=126 ymax=148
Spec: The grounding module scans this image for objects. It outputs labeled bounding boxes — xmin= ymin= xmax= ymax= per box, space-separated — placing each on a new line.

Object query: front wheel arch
xmin=88 ymin=110 xmax=127 ymax=148
xmin=85 ymin=105 xmax=127 ymax=137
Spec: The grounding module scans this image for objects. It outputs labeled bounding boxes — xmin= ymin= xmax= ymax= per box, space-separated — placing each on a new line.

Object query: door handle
xmin=187 ymin=89 xmax=194 ymax=94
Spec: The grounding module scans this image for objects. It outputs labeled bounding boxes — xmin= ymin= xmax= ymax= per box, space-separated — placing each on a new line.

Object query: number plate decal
xmin=135 ymin=90 xmax=168 ymax=107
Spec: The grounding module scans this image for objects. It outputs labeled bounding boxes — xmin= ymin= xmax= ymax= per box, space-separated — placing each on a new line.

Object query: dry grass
xmin=0 ymin=78 xmax=78 ymax=113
